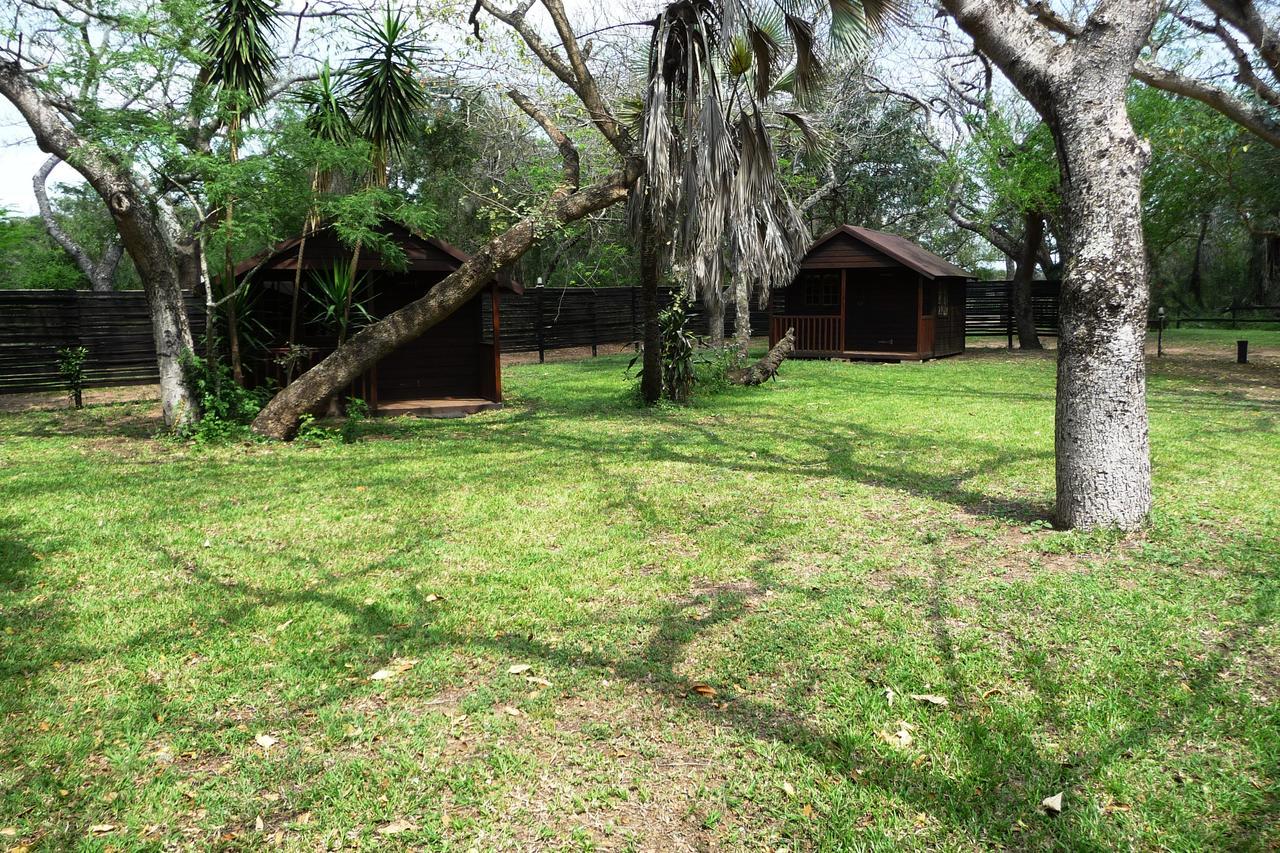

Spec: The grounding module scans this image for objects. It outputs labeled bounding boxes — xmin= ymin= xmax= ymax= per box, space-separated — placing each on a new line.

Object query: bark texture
xmin=1012 ymin=211 xmax=1044 ymax=350
xmin=638 ymin=220 xmax=663 ymax=405
xmin=251 ymin=167 xmax=639 ymax=439
xmin=733 ymin=276 xmax=752 ymax=359
xmin=732 ymin=327 xmax=794 ymax=386
xmin=2 ymin=60 xmax=197 ymax=427
xmin=942 ymin=0 xmax=1158 ymax=530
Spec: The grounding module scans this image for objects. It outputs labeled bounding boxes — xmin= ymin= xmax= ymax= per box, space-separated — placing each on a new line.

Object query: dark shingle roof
xmin=810 ymin=225 xmax=972 ymax=279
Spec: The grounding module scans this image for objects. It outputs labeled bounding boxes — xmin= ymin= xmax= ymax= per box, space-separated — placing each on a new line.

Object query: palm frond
xmin=201 ymin=0 xmax=280 ymax=114
xmin=344 ymin=5 xmax=429 ymax=176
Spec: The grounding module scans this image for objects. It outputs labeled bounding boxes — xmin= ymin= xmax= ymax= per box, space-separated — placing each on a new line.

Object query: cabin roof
xmin=804 ymin=225 xmax=971 ymax=279
xmin=233 ymin=219 xmax=523 ymax=293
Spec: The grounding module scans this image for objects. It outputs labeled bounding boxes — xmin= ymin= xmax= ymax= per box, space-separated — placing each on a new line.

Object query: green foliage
xmin=307 ymin=262 xmax=375 ymax=342
xmin=0 ymin=211 xmax=84 ymax=290
xmin=658 ymin=295 xmax=702 ymax=404
xmin=344 ymin=4 xmax=429 ymax=181
xmin=176 ymin=351 xmax=270 ymax=442
xmin=342 ymin=396 xmax=370 ymax=444
xmin=200 ymin=0 xmax=281 ymax=115
xmin=56 ymin=346 xmax=89 ymax=409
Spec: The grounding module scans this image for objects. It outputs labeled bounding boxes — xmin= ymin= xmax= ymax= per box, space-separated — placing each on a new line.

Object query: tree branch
xmin=508 ymin=88 xmax=580 ymax=189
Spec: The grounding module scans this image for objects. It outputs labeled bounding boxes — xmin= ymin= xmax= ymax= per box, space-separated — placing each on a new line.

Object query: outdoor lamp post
xmin=1157 ymin=306 xmax=1165 ymax=358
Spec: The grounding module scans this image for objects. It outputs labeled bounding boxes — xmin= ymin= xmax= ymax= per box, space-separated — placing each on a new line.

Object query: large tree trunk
xmin=252 ymin=167 xmax=639 ymax=439
xmin=942 ymin=0 xmax=1158 ymax=530
xmin=1012 ymin=211 xmax=1044 ymax=350
xmin=708 ymin=291 xmax=725 ymax=347
xmin=1 ymin=61 xmax=197 ymax=427
xmin=1050 ymin=99 xmax=1152 ymax=530
xmin=638 ymin=218 xmax=662 ymax=406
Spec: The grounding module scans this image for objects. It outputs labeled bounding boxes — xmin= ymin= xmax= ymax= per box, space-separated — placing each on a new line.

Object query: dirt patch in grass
xmin=0 ymin=384 xmax=163 ymax=413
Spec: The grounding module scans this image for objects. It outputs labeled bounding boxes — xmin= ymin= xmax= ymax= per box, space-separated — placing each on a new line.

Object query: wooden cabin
xmin=769 ymin=225 xmax=971 ymax=361
xmin=235 ymin=220 xmax=520 ymax=417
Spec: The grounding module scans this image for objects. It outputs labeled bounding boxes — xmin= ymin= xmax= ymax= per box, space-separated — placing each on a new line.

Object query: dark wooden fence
xmin=965 ymin=279 xmax=1061 ymax=342
xmin=0 ymin=290 xmax=206 ymax=394
xmin=486 ymin=286 xmax=769 ymax=360
xmin=0 ymin=279 xmax=1075 ymax=395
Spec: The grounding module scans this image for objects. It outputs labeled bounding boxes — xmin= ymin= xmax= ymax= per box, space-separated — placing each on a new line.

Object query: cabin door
xmin=844 ymin=272 xmax=918 ymax=352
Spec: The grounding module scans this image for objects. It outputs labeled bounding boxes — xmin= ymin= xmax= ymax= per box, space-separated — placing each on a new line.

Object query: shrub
xmin=176 ymin=352 xmax=272 ymax=443
xmin=56 ymin=345 xmax=89 ymax=409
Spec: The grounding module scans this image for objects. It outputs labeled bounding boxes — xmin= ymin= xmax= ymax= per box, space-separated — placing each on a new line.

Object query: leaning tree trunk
xmin=732 ymin=327 xmax=794 ymax=385
xmin=1050 ymin=101 xmax=1153 ymax=530
xmin=1012 ymin=211 xmax=1044 ymax=350
xmin=0 ymin=60 xmax=197 ymax=428
xmin=251 ymin=167 xmax=638 ymax=439
xmin=638 ymin=218 xmax=663 ymax=406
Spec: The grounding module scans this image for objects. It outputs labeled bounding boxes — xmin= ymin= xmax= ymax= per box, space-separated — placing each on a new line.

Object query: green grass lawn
xmin=1 ymin=331 xmax=1277 ymax=850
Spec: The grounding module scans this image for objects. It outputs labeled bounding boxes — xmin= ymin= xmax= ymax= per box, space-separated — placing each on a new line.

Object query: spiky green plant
xmin=202 ymin=0 xmax=281 ymax=385
xmin=344 ymin=5 xmax=429 ymax=186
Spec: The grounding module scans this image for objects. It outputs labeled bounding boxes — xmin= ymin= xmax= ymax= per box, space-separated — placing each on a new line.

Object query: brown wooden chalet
xmin=235 ymin=219 xmax=520 ymax=417
xmin=769 ymin=225 xmax=971 ymax=361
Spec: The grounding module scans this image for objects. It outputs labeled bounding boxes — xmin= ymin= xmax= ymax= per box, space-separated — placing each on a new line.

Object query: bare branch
xmin=508 ymin=88 xmax=580 ymax=189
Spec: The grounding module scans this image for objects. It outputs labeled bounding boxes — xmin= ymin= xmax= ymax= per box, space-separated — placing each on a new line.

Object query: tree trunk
xmin=732 ymin=327 xmax=794 ymax=385
xmin=1012 ymin=211 xmax=1044 ymax=350
xmin=33 ymin=155 xmax=123 ymax=292
xmin=940 ymin=0 xmax=1158 ymax=530
xmin=1 ymin=60 xmax=197 ymax=428
xmin=733 ymin=275 xmax=752 ymax=359
xmin=1050 ymin=100 xmax=1153 ymax=529
xmin=251 ymin=166 xmax=638 ymax=439
xmin=639 ymin=217 xmax=662 ymax=406
xmin=708 ymin=290 xmax=725 ymax=347
xmin=224 ymin=118 xmax=244 ymax=385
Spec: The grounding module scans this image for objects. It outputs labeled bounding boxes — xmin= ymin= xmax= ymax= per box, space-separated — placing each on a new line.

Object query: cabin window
xmin=922 ymin=281 xmax=938 ymax=317
xmin=937 ymin=285 xmax=950 ymax=317
xmin=800 ymin=272 xmax=840 ymax=309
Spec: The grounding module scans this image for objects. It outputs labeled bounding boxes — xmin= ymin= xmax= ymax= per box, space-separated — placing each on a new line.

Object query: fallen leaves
xmin=910 ymin=693 xmax=949 ymax=708
xmin=254 ymin=733 xmax=279 ymax=751
xmin=369 ymin=658 xmax=418 ymax=681
xmin=502 ymin=705 xmax=523 ymax=717
xmin=507 ymin=663 xmax=532 ymax=675
xmin=879 ymin=721 xmax=915 ymax=749
xmin=376 ymin=818 xmax=416 ymax=835
xmin=690 ymin=683 xmax=717 ymax=698
xmin=88 ymin=824 xmax=115 ymax=835
xmin=525 ymin=675 xmax=552 ymax=687
xmin=1041 ymin=792 xmax=1063 ymax=815
xmin=423 ymin=593 xmax=443 ymax=603
xmin=781 ymin=781 xmax=796 ymax=797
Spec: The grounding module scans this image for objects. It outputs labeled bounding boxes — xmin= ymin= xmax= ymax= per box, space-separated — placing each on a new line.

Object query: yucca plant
xmin=307 ymin=261 xmax=375 ymax=346
xmin=202 ymin=0 xmax=280 ymax=384
xmin=285 ymin=62 xmax=357 ymax=354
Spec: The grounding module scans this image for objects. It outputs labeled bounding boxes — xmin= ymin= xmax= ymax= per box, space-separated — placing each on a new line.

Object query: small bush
xmin=342 ymin=397 xmax=370 ymax=444
xmin=176 ymin=352 xmax=272 ymax=443
xmin=56 ymin=345 xmax=89 ymax=409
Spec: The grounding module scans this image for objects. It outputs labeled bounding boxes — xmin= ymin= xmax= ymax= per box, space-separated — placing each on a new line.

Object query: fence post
xmin=1005 ymin=282 xmax=1014 ymax=349
xmin=535 ymin=282 xmax=545 ymax=363
xmin=591 ymin=289 xmax=598 ymax=357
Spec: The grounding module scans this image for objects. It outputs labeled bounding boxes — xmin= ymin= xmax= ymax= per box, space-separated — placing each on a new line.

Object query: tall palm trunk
xmin=639 ymin=217 xmax=662 ymax=405
xmin=733 ymin=275 xmax=751 ymax=359
xmin=223 ymin=112 xmax=244 ymax=383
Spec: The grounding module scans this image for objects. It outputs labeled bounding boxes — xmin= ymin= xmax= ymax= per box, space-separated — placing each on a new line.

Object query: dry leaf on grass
xmin=507 ymin=663 xmax=532 ymax=675
xmin=883 ymin=686 xmax=896 ymax=705
xmin=879 ymin=722 xmax=915 ymax=749
xmin=781 ymin=781 xmax=796 ymax=797
xmin=0 ymin=828 xmax=16 ymax=837
xmin=911 ymin=693 xmax=949 ymax=707
xmin=376 ymin=818 xmax=416 ymax=835
xmin=1041 ymin=792 xmax=1063 ymax=814
xmin=690 ymin=683 xmax=717 ymax=698
xmin=502 ymin=705 xmax=523 ymax=717
xmin=254 ymin=816 xmax=265 ymax=832
xmin=525 ymin=675 xmax=552 ymax=687
xmin=254 ymin=733 xmax=278 ymax=750
xmin=88 ymin=825 xmax=115 ymax=834
xmin=801 ymin=804 xmax=815 ymax=819
xmin=369 ymin=658 xmax=418 ymax=681
xmin=423 ymin=593 xmax=443 ymax=603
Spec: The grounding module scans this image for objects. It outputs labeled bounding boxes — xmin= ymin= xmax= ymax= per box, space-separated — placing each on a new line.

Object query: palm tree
xmin=630 ymin=0 xmax=898 ymax=395
xmin=335 ymin=5 xmax=428 ymax=344
xmin=285 ymin=62 xmax=356 ymax=367
xmin=202 ymin=0 xmax=280 ymax=383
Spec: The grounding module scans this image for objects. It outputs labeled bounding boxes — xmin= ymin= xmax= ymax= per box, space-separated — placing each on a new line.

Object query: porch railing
xmin=770 ymin=314 xmax=841 ymax=353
